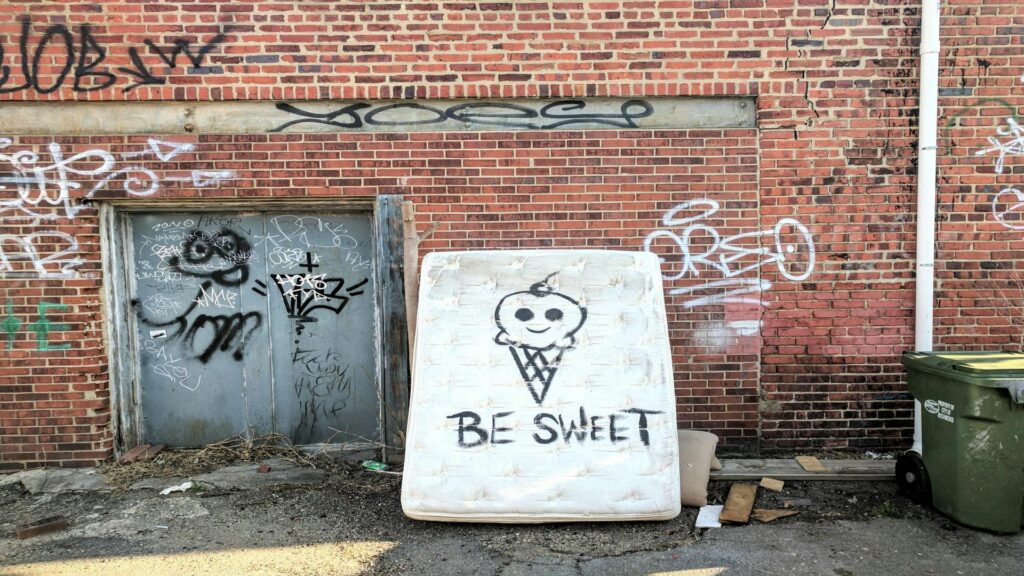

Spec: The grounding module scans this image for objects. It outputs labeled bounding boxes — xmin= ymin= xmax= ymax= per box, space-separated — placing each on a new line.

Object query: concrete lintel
xmin=0 ymin=97 xmax=755 ymax=135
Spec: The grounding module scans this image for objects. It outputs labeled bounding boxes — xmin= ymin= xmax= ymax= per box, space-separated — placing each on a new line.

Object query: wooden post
xmin=401 ymin=202 xmax=419 ymax=354
xmin=375 ymin=195 xmax=410 ymax=464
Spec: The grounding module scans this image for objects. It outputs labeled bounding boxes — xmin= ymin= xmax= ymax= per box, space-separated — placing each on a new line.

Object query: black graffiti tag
xmin=270 ymin=99 xmax=655 ymax=132
xmin=0 ymin=16 xmax=225 ymax=94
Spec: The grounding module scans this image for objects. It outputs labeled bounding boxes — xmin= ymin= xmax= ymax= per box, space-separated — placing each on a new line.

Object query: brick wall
xmin=2 ymin=0 xmax=1023 ymax=467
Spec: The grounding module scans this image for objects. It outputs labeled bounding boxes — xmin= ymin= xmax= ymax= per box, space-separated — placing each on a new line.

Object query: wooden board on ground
xmin=751 ymin=509 xmax=799 ymax=523
xmin=710 ymin=459 xmax=895 ymax=481
xmin=719 ymin=483 xmax=757 ymax=524
xmin=119 ymin=444 xmax=151 ymax=463
xmin=141 ymin=444 xmax=165 ymax=460
xmin=759 ymin=477 xmax=784 ymax=492
xmin=795 ymin=456 xmax=827 ymax=473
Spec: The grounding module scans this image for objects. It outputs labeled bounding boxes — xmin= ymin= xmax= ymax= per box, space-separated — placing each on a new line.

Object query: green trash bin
xmin=902 ymin=351 xmax=1024 ymax=533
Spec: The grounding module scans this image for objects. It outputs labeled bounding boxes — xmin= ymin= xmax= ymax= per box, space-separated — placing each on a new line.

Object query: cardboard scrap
xmin=751 ymin=509 xmax=800 ymax=523
xmin=695 ymin=505 xmax=723 ymax=529
xmin=16 ymin=516 xmax=69 ymax=539
xmin=795 ymin=456 xmax=827 ymax=473
xmin=719 ymin=483 xmax=758 ymax=524
xmin=759 ymin=477 xmax=785 ymax=492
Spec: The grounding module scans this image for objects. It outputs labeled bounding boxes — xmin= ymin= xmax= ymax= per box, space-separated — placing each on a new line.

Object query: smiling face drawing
xmin=494 ymin=273 xmax=587 ymax=351
xmin=494 ymin=273 xmax=587 ymax=405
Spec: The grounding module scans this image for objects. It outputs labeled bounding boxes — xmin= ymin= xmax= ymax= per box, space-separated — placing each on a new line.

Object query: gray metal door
xmin=127 ymin=211 xmax=378 ymax=447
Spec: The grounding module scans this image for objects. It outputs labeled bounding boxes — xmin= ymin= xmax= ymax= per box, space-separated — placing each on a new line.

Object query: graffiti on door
xmin=128 ymin=212 xmax=378 ymax=447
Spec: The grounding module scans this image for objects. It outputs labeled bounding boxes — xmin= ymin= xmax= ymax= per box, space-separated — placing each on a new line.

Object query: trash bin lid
xmin=902 ymin=351 xmax=1024 ymax=404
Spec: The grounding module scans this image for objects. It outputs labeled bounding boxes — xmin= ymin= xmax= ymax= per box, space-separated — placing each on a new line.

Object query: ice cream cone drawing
xmin=494 ymin=273 xmax=587 ymax=405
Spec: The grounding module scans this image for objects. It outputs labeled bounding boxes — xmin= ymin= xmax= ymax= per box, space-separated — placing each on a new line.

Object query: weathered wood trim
xmin=374 ymin=195 xmax=410 ymax=464
xmin=100 ymin=206 xmax=143 ymax=454
xmin=710 ymin=459 xmax=896 ymax=481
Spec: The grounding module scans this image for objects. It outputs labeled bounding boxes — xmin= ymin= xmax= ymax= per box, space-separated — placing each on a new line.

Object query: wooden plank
xmin=719 ymin=483 xmax=757 ymax=524
xmin=759 ymin=477 xmax=784 ymax=492
xmin=795 ymin=456 xmax=827 ymax=473
xmin=375 ymin=195 xmax=411 ymax=464
xmin=751 ymin=509 xmax=799 ymax=523
xmin=119 ymin=444 xmax=150 ymax=463
xmin=16 ymin=516 xmax=69 ymax=539
xmin=401 ymin=202 xmax=419 ymax=356
xmin=710 ymin=459 xmax=895 ymax=481
xmin=141 ymin=444 xmax=165 ymax=460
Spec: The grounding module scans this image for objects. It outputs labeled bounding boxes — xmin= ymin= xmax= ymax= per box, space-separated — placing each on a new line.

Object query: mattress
xmin=401 ymin=250 xmax=680 ymax=523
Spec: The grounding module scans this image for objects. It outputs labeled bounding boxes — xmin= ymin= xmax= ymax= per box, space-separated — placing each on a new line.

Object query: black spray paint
xmin=271 ymin=99 xmax=655 ymax=132
xmin=0 ymin=16 xmax=225 ymax=94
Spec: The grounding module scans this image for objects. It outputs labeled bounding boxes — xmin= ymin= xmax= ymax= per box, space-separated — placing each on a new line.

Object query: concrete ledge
xmin=0 ymin=97 xmax=755 ymax=135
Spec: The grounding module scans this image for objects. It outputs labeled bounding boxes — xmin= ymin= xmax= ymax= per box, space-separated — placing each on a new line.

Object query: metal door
xmin=126 ymin=211 xmax=379 ymax=447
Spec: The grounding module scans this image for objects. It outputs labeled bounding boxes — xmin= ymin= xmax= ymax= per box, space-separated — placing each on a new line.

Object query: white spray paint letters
xmin=976 ymin=117 xmax=1024 ymax=175
xmin=0 ymin=137 xmax=235 ymax=278
xmin=992 ymin=187 xmax=1024 ymax=230
xmin=643 ymin=198 xmax=815 ymax=327
xmin=0 ymin=230 xmax=82 ymax=277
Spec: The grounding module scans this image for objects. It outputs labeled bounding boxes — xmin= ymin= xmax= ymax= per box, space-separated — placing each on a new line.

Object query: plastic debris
xmin=361 ymin=460 xmax=388 ymax=471
xmin=159 ymin=481 xmax=194 ymax=495
xmin=695 ymin=505 xmax=723 ymax=528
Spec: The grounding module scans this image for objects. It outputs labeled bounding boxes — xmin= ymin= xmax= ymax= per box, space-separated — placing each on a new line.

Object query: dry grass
xmin=99 ymin=433 xmax=349 ymax=491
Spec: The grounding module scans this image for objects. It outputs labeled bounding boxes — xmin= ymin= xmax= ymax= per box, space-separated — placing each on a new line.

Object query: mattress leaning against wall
xmin=401 ymin=250 xmax=681 ymax=523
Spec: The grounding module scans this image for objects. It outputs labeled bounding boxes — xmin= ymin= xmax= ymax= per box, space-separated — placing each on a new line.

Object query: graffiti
xmin=291 ymin=347 xmax=353 ymax=442
xmin=976 ymin=117 xmax=1024 ymax=174
xmin=993 ymin=187 xmax=1024 ymax=230
xmin=254 ymin=250 xmax=368 ymax=335
xmin=142 ymin=339 xmax=202 ymax=391
xmin=493 ymin=273 xmax=587 ymax=406
xmin=135 ymin=226 xmax=260 ymax=363
xmin=141 ymin=294 xmax=182 ymax=316
xmin=30 ymin=301 xmax=70 ymax=351
xmin=256 ymin=215 xmax=359 ymax=250
xmin=0 ymin=137 xmax=235 ymax=222
xmin=267 ymin=246 xmax=306 ymax=269
xmin=2 ymin=301 xmax=21 ymax=350
xmin=0 ymin=230 xmax=81 ymax=277
xmin=345 ymin=250 xmax=372 ymax=272
xmin=193 ymin=284 xmax=238 ymax=309
xmin=135 ymin=281 xmax=262 ymax=363
xmin=0 ymin=16 xmax=224 ymax=94
xmin=270 ymin=99 xmax=655 ymax=132
xmin=643 ymin=199 xmax=815 ymax=310
xmin=0 ymin=300 xmax=71 ymax=351
xmin=169 ymin=229 xmax=254 ymax=287
xmin=446 ymin=407 xmax=663 ymax=448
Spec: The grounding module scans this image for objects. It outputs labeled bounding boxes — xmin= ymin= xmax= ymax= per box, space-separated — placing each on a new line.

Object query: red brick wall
xmin=2 ymin=0 xmax=1023 ymax=467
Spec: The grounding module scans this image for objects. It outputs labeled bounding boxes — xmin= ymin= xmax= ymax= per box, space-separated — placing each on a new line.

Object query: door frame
xmin=100 ymin=196 xmax=410 ymax=461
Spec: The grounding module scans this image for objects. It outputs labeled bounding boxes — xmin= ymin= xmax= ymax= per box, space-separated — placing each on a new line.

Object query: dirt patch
xmin=98 ymin=434 xmax=351 ymax=491
xmin=707 ymin=479 xmax=943 ymax=524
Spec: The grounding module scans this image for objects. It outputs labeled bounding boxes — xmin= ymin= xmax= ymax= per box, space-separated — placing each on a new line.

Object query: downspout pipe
xmin=912 ymin=0 xmax=941 ymax=455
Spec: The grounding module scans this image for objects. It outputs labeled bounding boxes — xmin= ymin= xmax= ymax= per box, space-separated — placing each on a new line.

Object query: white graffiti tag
xmin=976 ymin=117 xmax=1024 ymax=174
xmin=643 ymin=199 xmax=815 ymax=309
xmin=993 ymin=187 xmax=1024 ymax=230
xmin=0 ymin=137 xmax=235 ymax=221
xmin=0 ymin=230 xmax=82 ymax=277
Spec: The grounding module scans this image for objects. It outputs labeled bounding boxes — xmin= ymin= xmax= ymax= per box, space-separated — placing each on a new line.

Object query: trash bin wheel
xmin=896 ymin=451 xmax=931 ymax=505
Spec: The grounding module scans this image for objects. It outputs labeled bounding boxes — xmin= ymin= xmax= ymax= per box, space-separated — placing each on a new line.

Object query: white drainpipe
xmin=913 ymin=0 xmax=941 ymax=455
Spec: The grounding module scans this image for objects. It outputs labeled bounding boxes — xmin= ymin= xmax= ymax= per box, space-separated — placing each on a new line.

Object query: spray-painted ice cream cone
xmin=507 ymin=345 xmax=567 ymax=405
xmin=494 ymin=273 xmax=586 ymax=406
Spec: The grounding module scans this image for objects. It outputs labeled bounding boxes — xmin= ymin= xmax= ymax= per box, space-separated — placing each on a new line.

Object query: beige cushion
xmin=677 ymin=430 xmax=719 ymax=508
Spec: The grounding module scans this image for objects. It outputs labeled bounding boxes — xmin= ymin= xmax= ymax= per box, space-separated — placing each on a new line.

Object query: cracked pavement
xmin=1 ymin=465 xmax=1022 ymax=576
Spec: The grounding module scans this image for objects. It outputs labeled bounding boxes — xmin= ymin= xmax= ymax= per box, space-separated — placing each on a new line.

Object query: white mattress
xmin=401 ymin=250 xmax=680 ymax=523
